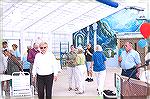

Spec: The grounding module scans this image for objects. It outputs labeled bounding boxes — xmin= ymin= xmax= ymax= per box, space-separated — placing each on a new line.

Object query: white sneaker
xmin=98 ymin=91 xmax=103 ymax=96
xmin=34 ymin=90 xmax=38 ymax=95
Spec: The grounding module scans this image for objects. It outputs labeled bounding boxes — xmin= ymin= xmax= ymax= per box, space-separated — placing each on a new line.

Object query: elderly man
xmin=118 ymin=42 xmax=141 ymax=79
xmin=1 ymin=41 xmax=9 ymax=73
xmin=1 ymin=41 xmax=9 ymax=92
xmin=32 ymin=42 xmax=59 ymax=99
xmin=66 ymin=45 xmax=78 ymax=91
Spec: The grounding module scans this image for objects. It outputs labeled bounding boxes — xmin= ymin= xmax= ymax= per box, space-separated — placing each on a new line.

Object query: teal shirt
xmin=13 ymin=50 xmax=21 ymax=58
xmin=118 ymin=48 xmax=125 ymax=56
xmin=22 ymin=54 xmax=30 ymax=69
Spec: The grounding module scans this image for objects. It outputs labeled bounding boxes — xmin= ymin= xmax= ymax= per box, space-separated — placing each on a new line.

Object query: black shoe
xmin=85 ymin=78 xmax=90 ymax=81
xmin=68 ymin=87 xmax=72 ymax=91
xmin=103 ymin=90 xmax=116 ymax=96
xmin=97 ymin=89 xmax=99 ymax=91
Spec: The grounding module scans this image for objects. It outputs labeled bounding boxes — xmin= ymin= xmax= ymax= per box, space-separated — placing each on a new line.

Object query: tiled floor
xmin=1 ymin=67 xmax=150 ymax=99
xmin=53 ymin=66 xmax=121 ymax=97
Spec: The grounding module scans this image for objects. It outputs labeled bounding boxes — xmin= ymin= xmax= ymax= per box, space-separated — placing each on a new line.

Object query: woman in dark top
xmin=3 ymin=49 xmax=23 ymax=91
xmin=84 ymin=43 xmax=94 ymax=82
xmin=3 ymin=49 xmax=23 ymax=75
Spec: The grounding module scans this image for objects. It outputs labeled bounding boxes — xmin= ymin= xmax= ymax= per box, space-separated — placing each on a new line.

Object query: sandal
xmin=76 ymin=91 xmax=84 ymax=94
xmin=68 ymin=87 xmax=72 ymax=91
xmin=74 ymin=88 xmax=78 ymax=91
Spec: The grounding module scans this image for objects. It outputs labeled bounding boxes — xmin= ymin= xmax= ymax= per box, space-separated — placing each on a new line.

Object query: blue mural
xmin=89 ymin=25 xmax=94 ymax=50
xmin=101 ymin=8 xmax=143 ymax=33
xmin=73 ymin=27 xmax=88 ymax=49
xmin=73 ymin=7 xmax=144 ymax=51
xmin=96 ymin=21 xmax=117 ymax=50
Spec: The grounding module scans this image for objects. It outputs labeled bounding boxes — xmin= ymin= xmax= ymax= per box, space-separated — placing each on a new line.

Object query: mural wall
xmin=101 ymin=8 xmax=143 ymax=33
xmin=73 ymin=27 xmax=88 ymax=49
xmin=73 ymin=7 xmax=144 ymax=54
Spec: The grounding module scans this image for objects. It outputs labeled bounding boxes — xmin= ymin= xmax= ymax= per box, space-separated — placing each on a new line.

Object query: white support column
xmin=94 ymin=30 xmax=97 ymax=50
xmin=87 ymin=26 xmax=89 ymax=44
xmin=48 ymin=32 xmax=52 ymax=51
xmin=87 ymin=33 xmax=89 ymax=44
xmin=20 ymin=31 xmax=25 ymax=59
xmin=147 ymin=0 xmax=150 ymax=19
xmin=93 ymin=23 xmax=97 ymax=50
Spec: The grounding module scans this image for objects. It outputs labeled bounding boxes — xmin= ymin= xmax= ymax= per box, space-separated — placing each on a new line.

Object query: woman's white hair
xmin=95 ymin=45 xmax=103 ymax=51
xmin=77 ymin=46 xmax=83 ymax=51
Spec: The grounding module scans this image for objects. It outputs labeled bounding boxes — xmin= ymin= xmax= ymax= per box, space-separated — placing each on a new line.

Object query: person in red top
xmin=27 ymin=42 xmax=40 ymax=94
xmin=27 ymin=43 xmax=40 ymax=65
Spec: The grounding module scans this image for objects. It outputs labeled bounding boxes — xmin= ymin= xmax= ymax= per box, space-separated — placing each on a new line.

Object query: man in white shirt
xmin=1 ymin=41 xmax=9 ymax=92
xmin=119 ymin=42 xmax=141 ymax=79
xmin=1 ymin=41 xmax=9 ymax=73
xmin=140 ymin=51 xmax=150 ymax=83
xmin=32 ymin=42 xmax=58 ymax=99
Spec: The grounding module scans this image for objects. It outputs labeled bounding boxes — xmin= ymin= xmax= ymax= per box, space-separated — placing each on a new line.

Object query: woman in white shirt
xmin=32 ymin=42 xmax=59 ymax=99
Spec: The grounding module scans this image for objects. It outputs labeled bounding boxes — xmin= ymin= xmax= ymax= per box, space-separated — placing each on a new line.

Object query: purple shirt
xmin=27 ymin=48 xmax=40 ymax=64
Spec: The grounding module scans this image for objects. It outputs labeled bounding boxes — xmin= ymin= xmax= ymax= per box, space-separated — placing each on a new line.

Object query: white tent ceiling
xmin=1 ymin=0 xmax=149 ymax=35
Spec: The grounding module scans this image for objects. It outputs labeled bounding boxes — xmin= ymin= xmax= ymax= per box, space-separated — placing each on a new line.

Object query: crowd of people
xmin=1 ymin=40 xmax=147 ymax=99
xmin=65 ymin=44 xmax=107 ymax=96
xmin=1 ymin=41 xmax=60 ymax=99
xmin=65 ymin=41 xmax=144 ymax=96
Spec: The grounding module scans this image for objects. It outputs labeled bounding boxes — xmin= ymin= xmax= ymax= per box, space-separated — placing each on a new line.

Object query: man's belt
xmin=123 ymin=66 xmax=136 ymax=71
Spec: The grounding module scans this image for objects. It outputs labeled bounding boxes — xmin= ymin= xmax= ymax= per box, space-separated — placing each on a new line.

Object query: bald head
xmin=124 ymin=42 xmax=132 ymax=52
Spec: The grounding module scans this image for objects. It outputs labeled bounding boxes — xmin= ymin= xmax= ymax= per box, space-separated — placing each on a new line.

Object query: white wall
xmin=52 ymin=33 xmax=72 ymax=58
xmin=2 ymin=31 xmax=73 ymax=59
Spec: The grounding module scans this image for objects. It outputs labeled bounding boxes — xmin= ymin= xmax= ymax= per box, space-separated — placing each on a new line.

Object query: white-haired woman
xmin=75 ymin=46 xmax=86 ymax=94
xmin=90 ymin=45 xmax=107 ymax=96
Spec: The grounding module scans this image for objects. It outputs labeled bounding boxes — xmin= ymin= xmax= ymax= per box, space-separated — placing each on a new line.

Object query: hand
xmin=85 ymin=50 xmax=87 ymax=55
xmin=54 ymin=76 xmax=57 ymax=81
xmin=118 ymin=56 xmax=122 ymax=62
xmin=32 ymin=76 xmax=36 ymax=85
xmin=87 ymin=50 xmax=90 ymax=54
xmin=66 ymin=60 xmax=69 ymax=63
xmin=136 ymin=69 xmax=140 ymax=79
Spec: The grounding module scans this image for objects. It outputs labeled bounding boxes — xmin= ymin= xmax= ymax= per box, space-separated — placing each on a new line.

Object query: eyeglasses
xmin=40 ymin=46 xmax=47 ymax=49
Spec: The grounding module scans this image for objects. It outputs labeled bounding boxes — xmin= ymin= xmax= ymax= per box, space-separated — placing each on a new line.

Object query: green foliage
xmin=103 ymin=48 xmax=116 ymax=58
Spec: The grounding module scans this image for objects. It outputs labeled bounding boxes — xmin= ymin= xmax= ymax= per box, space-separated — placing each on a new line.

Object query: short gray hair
xmin=39 ymin=42 xmax=48 ymax=47
xmin=95 ymin=45 xmax=102 ymax=51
